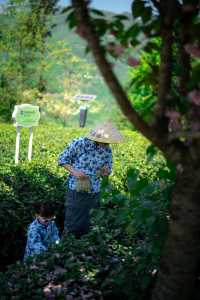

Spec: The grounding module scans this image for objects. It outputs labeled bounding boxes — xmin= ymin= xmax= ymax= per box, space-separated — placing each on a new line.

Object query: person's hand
xmin=71 ymin=169 xmax=88 ymax=179
xmin=101 ymin=166 xmax=110 ymax=177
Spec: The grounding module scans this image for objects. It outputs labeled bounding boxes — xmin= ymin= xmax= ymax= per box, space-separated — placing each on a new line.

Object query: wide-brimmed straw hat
xmin=86 ymin=121 xmax=124 ymax=144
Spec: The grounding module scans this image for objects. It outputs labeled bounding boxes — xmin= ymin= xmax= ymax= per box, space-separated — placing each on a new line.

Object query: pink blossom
xmin=106 ymin=43 xmax=124 ymax=57
xmin=43 ymin=286 xmax=52 ymax=297
xmin=184 ymin=44 xmax=200 ymax=58
xmin=127 ymin=56 xmax=140 ymax=67
xmin=168 ymin=119 xmax=182 ymax=132
xmin=191 ymin=122 xmax=200 ymax=131
xmin=75 ymin=26 xmax=88 ymax=39
xmin=114 ymin=45 xmax=124 ymax=56
xmin=188 ymin=90 xmax=200 ymax=106
xmin=110 ymin=30 xmax=117 ymax=36
xmin=106 ymin=43 xmax=115 ymax=51
xmin=165 ymin=110 xmax=180 ymax=120
xmin=165 ymin=110 xmax=181 ymax=132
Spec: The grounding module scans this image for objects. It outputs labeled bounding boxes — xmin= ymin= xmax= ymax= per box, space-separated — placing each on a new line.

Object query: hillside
xmin=40 ymin=9 xmax=132 ymax=128
xmin=0 ymin=4 xmax=133 ymax=128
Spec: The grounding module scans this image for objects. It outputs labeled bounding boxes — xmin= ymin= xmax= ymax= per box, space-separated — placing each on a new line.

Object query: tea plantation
xmin=0 ymin=123 xmax=174 ymax=300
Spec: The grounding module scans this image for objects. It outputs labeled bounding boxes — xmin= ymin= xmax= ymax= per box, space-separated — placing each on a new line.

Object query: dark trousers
xmin=64 ymin=189 xmax=100 ymax=237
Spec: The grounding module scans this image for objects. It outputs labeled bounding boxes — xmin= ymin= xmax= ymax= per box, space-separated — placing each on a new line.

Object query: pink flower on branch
xmin=188 ymin=90 xmax=200 ymax=106
xmin=106 ymin=43 xmax=124 ymax=57
xmin=110 ymin=30 xmax=117 ymax=37
xmin=184 ymin=44 xmax=200 ymax=58
xmin=127 ymin=56 xmax=140 ymax=67
xmin=169 ymin=120 xmax=182 ymax=132
xmin=165 ymin=110 xmax=181 ymax=120
xmin=75 ymin=26 xmax=88 ymax=39
xmin=165 ymin=109 xmax=182 ymax=132
xmin=190 ymin=122 xmax=200 ymax=131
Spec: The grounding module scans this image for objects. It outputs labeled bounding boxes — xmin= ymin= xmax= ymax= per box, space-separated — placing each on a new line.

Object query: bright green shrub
xmin=0 ymin=123 xmax=173 ymax=299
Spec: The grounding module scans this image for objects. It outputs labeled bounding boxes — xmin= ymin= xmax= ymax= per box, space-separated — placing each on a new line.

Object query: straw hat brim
xmin=86 ymin=121 xmax=124 ymax=144
xmin=86 ymin=134 xmax=123 ymax=144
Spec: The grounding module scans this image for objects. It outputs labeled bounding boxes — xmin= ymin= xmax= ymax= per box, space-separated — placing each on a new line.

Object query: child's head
xmin=34 ymin=202 xmax=55 ymax=225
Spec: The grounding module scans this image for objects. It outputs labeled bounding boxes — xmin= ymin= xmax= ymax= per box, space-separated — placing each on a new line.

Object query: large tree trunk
xmin=152 ymin=164 xmax=200 ymax=300
xmin=70 ymin=2 xmax=200 ymax=298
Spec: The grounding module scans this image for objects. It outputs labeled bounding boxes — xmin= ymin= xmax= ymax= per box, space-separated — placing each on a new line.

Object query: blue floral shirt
xmin=58 ymin=137 xmax=112 ymax=193
xmin=24 ymin=219 xmax=60 ymax=260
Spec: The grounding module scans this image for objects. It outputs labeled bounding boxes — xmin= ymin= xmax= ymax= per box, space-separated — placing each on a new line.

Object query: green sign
xmin=12 ymin=104 xmax=40 ymax=127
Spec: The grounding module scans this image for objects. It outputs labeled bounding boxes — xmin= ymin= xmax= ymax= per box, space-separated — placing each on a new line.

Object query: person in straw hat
xmin=58 ymin=120 xmax=123 ymax=238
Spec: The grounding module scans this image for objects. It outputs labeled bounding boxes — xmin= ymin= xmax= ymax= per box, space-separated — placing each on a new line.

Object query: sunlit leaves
xmin=0 ymin=0 xmax=59 ymax=120
xmin=127 ymin=39 xmax=160 ymax=123
xmin=146 ymin=144 xmax=157 ymax=162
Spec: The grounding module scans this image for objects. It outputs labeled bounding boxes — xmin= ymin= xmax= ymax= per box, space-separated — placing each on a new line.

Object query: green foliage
xmin=0 ymin=124 xmax=174 ymax=299
xmin=0 ymin=0 xmax=59 ymax=121
xmin=128 ymin=39 xmax=161 ymax=123
xmin=0 ymin=2 xmax=128 ymax=128
xmin=0 ymin=2 xmax=42 ymax=119
xmin=0 ymin=124 xmax=81 ymax=268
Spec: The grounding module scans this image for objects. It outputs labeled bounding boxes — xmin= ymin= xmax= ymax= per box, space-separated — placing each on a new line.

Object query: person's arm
xmin=49 ymin=221 xmax=60 ymax=244
xmin=58 ymin=138 xmax=88 ymax=178
xmin=101 ymin=148 xmax=113 ymax=177
xmin=27 ymin=225 xmax=47 ymax=255
xmin=58 ymin=139 xmax=77 ymax=167
xmin=63 ymin=164 xmax=88 ymax=178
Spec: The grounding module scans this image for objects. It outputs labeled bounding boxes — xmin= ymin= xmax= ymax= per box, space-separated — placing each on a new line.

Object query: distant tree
xmin=66 ymin=0 xmax=200 ymax=299
xmin=28 ymin=0 xmax=59 ymax=92
xmin=47 ymin=40 xmax=94 ymax=92
xmin=0 ymin=0 xmax=59 ymax=120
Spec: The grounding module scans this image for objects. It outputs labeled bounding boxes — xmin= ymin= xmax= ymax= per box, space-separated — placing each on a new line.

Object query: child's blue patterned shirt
xmin=58 ymin=137 xmax=112 ymax=193
xmin=24 ymin=219 xmax=60 ymax=260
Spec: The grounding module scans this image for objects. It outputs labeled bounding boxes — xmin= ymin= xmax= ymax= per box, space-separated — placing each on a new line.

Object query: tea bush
xmin=0 ymin=123 xmax=174 ymax=299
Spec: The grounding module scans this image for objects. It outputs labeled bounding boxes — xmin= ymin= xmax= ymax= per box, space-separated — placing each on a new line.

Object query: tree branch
xmin=71 ymin=0 xmax=169 ymax=152
xmin=154 ymin=0 xmax=177 ymax=120
xmin=179 ymin=9 xmax=192 ymax=95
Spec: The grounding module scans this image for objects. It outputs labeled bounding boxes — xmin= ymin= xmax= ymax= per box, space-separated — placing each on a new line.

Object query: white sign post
xmin=12 ymin=104 xmax=40 ymax=164
xmin=28 ymin=127 xmax=33 ymax=162
xmin=74 ymin=94 xmax=97 ymax=128
xmin=15 ymin=126 xmax=21 ymax=164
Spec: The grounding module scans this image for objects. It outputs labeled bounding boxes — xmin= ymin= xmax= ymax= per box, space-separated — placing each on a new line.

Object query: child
xmin=24 ymin=202 xmax=60 ymax=261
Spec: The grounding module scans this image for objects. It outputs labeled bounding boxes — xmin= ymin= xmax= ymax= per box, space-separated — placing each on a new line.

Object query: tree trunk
xmin=152 ymin=164 xmax=200 ymax=300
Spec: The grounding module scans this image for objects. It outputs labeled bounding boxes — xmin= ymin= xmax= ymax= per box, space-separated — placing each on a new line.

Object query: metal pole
xmin=79 ymin=106 xmax=88 ymax=127
xmin=15 ymin=126 xmax=21 ymax=164
xmin=28 ymin=127 xmax=33 ymax=161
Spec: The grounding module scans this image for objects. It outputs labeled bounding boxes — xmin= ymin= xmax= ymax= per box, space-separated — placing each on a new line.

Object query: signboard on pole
xmin=74 ymin=94 xmax=97 ymax=128
xmin=79 ymin=106 xmax=88 ymax=128
xmin=12 ymin=104 xmax=40 ymax=164
xmin=12 ymin=104 xmax=40 ymax=127
xmin=74 ymin=94 xmax=97 ymax=101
